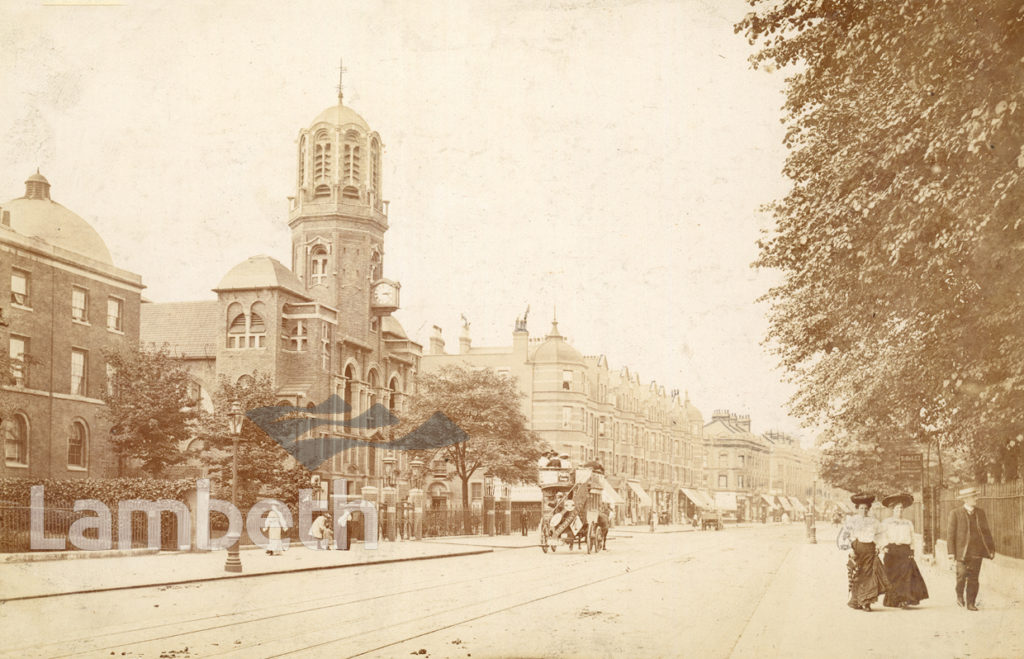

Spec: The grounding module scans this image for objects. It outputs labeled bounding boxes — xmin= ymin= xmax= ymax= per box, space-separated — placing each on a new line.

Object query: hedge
xmin=0 ymin=477 xmax=195 ymax=508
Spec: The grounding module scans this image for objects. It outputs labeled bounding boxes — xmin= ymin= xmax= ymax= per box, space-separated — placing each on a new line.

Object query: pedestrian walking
xmin=520 ymin=508 xmax=530 ymax=536
xmin=946 ymin=486 xmax=996 ymax=611
xmin=309 ymin=512 xmax=332 ymax=550
xmin=841 ymin=493 xmax=890 ymax=611
xmin=649 ymin=509 xmax=657 ymax=533
xmin=879 ymin=493 xmax=928 ymax=608
xmin=262 ymin=503 xmax=289 ymax=556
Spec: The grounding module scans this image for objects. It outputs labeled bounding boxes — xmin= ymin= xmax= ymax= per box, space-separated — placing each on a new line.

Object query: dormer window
xmin=562 ymin=370 xmax=572 ymax=391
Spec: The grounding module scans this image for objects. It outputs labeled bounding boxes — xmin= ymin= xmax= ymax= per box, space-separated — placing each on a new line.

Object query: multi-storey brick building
xmin=703 ymin=409 xmax=771 ymax=522
xmin=763 ymin=430 xmax=821 ymax=519
xmin=141 ymin=90 xmax=422 ymax=499
xmin=1 ymin=172 xmax=144 ymax=477
xmin=420 ymin=317 xmax=705 ymax=524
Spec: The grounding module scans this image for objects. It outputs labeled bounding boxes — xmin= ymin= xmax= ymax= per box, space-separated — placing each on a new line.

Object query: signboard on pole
xmin=899 ymin=452 xmax=923 ymax=477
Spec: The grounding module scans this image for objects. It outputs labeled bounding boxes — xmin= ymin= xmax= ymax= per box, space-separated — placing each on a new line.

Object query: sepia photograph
xmin=1 ymin=1 xmax=1022 ymax=657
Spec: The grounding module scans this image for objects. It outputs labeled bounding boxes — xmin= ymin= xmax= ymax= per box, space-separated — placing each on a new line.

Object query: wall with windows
xmin=1 ymin=195 xmax=143 ymax=478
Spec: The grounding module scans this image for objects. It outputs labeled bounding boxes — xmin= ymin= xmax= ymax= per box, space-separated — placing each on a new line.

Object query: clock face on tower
xmin=371 ymin=280 xmax=399 ymax=312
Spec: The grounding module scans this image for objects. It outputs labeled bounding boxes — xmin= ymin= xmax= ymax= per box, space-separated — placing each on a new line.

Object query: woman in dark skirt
xmin=880 ymin=493 xmax=929 ymax=608
xmin=841 ymin=493 xmax=890 ymax=611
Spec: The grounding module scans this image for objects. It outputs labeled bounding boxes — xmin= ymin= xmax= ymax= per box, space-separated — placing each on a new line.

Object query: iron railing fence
xmin=0 ymin=506 xmax=185 ymax=552
xmin=937 ymin=481 xmax=1023 ymax=560
xmin=876 ymin=481 xmax=1023 ymax=559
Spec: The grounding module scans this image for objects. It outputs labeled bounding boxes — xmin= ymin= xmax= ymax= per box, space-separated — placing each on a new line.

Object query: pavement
xmin=732 ymin=532 xmax=1024 ymax=659
xmin=0 ymin=538 xmax=499 ymax=602
xmin=0 ymin=524 xmax=697 ymax=602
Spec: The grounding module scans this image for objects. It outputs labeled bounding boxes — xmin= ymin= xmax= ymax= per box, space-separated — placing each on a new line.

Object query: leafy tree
xmin=195 ymin=371 xmax=311 ymax=511
xmin=101 ymin=343 xmax=196 ymax=476
xmin=736 ymin=1 xmax=1024 ymax=484
xmin=398 ymin=365 xmax=548 ymax=533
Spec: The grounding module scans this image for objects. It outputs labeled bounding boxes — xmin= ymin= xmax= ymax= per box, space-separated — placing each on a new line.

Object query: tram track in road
xmin=13 ymin=560 xmax=542 ymax=659
xmin=276 ymin=553 xmax=695 ymax=659
xmin=27 ymin=549 xmax=630 ymax=658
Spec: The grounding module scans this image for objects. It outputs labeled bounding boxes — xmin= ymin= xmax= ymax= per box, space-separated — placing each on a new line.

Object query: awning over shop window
xmin=760 ymin=494 xmax=777 ymax=507
xmin=601 ymin=478 xmax=624 ymax=505
xmin=627 ymin=481 xmax=653 ymax=507
xmin=510 ymin=486 xmax=542 ymax=502
xmin=681 ymin=488 xmax=716 ymax=510
xmin=777 ymin=497 xmax=794 ymax=512
xmin=714 ymin=491 xmax=738 ymax=511
xmin=788 ymin=496 xmax=806 ymax=513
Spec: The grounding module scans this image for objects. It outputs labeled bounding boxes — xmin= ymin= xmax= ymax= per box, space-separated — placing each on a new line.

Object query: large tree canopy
xmin=195 ymin=371 xmax=311 ymax=511
xmin=737 ymin=1 xmax=1024 ymax=485
xmin=101 ymin=343 xmax=196 ymax=476
xmin=398 ymin=365 xmax=548 ymax=532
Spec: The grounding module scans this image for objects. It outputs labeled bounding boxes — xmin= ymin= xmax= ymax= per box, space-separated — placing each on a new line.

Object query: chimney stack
xmin=429 ymin=325 xmax=446 ymax=355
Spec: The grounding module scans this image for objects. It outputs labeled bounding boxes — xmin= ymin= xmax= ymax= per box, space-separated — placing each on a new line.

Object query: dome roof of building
xmin=214 ymin=255 xmax=309 ymax=298
xmin=532 ymin=319 xmax=584 ymax=365
xmin=5 ymin=173 xmax=114 ymax=265
xmin=311 ymin=102 xmax=371 ymax=132
xmin=382 ymin=315 xmax=407 ymax=338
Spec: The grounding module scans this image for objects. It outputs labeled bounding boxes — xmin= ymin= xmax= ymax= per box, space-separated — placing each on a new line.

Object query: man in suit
xmin=946 ymin=486 xmax=996 ymax=611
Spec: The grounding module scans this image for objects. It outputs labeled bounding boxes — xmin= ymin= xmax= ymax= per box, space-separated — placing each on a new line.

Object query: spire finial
xmin=337 ymin=58 xmax=347 ymax=104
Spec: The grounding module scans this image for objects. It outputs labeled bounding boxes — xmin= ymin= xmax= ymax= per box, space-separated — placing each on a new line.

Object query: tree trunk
xmin=460 ymin=474 xmax=472 ymax=535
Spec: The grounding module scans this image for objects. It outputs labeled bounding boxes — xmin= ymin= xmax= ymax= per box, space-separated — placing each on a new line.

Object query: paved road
xmin=2 ymin=524 xmax=1021 ymax=658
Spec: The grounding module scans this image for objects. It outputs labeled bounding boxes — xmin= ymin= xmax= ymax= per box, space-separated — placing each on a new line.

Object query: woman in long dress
xmin=842 ymin=493 xmax=890 ymax=611
xmin=264 ymin=504 xmax=289 ymax=556
xmin=880 ymin=493 xmax=929 ymax=608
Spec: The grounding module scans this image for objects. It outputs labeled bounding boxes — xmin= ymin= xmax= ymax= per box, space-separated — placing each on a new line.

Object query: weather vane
xmin=337 ymin=57 xmax=347 ymax=104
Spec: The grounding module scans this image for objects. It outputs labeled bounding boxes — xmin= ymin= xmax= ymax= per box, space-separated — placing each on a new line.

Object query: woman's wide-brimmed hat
xmin=882 ymin=493 xmax=913 ymax=509
xmin=957 ymin=486 xmax=981 ymax=499
xmin=850 ymin=493 xmax=875 ymax=507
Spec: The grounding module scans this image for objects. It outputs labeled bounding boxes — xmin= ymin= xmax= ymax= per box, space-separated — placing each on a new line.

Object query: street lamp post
xmin=410 ymin=458 xmax=424 ymax=540
xmin=484 ymin=471 xmax=495 ymax=536
xmin=224 ymin=400 xmax=244 ymax=573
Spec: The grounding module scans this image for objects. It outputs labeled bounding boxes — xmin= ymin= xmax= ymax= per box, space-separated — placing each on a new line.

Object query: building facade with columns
xmin=420 ymin=317 xmax=705 ymax=524
xmin=141 ymin=90 xmax=423 ymax=511
xmin=2 ymin=172 xmax=144 ymax=478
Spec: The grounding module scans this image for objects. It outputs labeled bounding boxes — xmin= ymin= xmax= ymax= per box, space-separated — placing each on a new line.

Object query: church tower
xmin=288 ymin=76 xmax=398 ymax=342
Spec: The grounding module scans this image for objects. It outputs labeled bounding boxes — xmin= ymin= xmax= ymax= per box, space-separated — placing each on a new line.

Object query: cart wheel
xmin=586 ymin=525 xmax=595 ymax=554
xmin=541 ymin=529 xmax=549 ymax=553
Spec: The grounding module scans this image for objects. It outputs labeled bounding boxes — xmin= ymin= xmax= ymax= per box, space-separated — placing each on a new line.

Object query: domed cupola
xmin=533 ymin=317 xmax=585 ymax=365
xmin=4 ymin=171 xmax=114 ymax=265
xmin=292 ymin=70 xmax=384 ymax=214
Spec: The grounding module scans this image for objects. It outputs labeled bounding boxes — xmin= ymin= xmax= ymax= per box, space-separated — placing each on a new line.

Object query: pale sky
xmin=0 ymin=1 xmax=808 ymax=441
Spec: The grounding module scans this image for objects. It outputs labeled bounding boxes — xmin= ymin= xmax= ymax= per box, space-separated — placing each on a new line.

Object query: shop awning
xmin=777 ymin=497 xmax=794 ymax=512
xmin=788 ymin=496 xmax=806 ymax=513
xmin=510 ymin=486 xmax=542 ymax=502
xmin=760 ymin=494 xmax=777 ymax=507
xmin=601 ymin=479 xmax=625 ymax=505
xmin=714 ymin=491 xmax=738 ymax=511
xmin=680 ymin=488 xmax=716 ymax=510
xmin=626 ymin=481 xmax=653 ymax=507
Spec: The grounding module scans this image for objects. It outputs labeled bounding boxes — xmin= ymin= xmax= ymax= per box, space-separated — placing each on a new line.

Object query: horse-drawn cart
xmin=539 ymin=464 xmax=610 ymax=554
